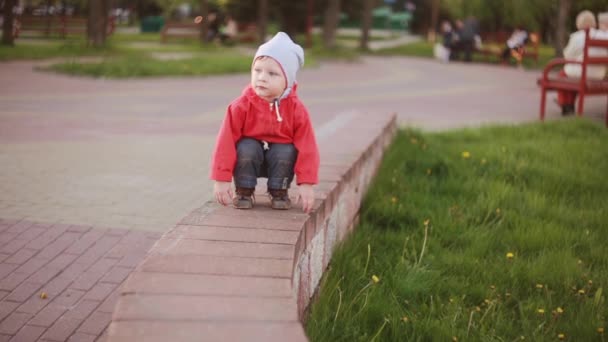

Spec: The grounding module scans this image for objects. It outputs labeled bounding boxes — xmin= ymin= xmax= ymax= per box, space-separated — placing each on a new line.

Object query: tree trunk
xmin=257 ymin=0 xmax=267 ymax=44
xmin=322 ymin=0 xmax=340 ymax=49
xmin=359 ymin=0 xmax=373 ymax=50
xmin=428 ymin=0 xmax=439 ymax=42
xmin=87 ymin=0 xmax=108 ymax=47
xmin=554 ymin=0 xmax=571 ymax=57
xmin=1 ymin=0 xmax=16 ymax=45
xmin=199 ymin=0 xmax=208 ymax=44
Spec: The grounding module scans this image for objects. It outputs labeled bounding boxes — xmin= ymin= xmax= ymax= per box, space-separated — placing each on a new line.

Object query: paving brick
xmin=115 ymin=252 xmax=147 ymax=268
xmin=0 ymin=272 xmax=29 ymax=292
xmin=40 ymin=317 xmax=80 ymax=341
xmin=17 ymin=227 xmax=47 ymax=241
xmin=0 ymin=264 xmax=19 ymax=280
xmin=0 ymin=254 xmax=10 ymax=263
xmin=154 ymin=239 xmax=294 ymax=259
xmin=0 ymin=291 xmax=8 ymax=301
xmin=4 ymin=282 xmax=43 ymax=303
xmin=51 ymin=289 xmax=86 ymax=308
xmin=108 ymin=321 xmax=308 ymax=342
xmin=68 ymin=332 xmax=97 ymax=342
xmin=63 ymin=230 xmax=105 ymax=255
xmin=66 ymin=225 xmax=93 ymax=233
xmin=8 ymin=324 xmax=45 ymax=342
xmin=37 ymin=232 xmax=83 ymax=260
xmin=70 ymin=259 xmax=118 ymax=291
xmin=1 ymin=239 xmax=29 ymax=255
xmin=114 ymin=295 xmax=298 ymax=322
xmin=99 ymin=267 xmax=132 ymax=284
xmin=82 ymin=283 xmax=116 ymax=302
xmin=28 ymin=304 xmax=68 ymax=327
xmin=13 ymin=257 xmax=49 ymax=279
xmin=141 ymin=254 xmax=292 ymax=278
xmin=0 ymin=301 xmax=19 ymax=321
xmin=3 ymin=249 xmax=37 ymax=264
xmin=6 ymin=220 xmax=34 ymax=234
xmin=167 ymin=225 xmax=299 ymax=245
xmin=45 ymin=253 xmax=78 ymax=269
xmin=0 ymin=232 xmax=18 ymax=245
xmin=77 ymin=312 xmax=111 ymax=336
xmin=74 ymin=237 xmax=121 ymax=268
xmin=24 ymin=225 xmax=68 ymax=251
xmin=26 ymin=267 xmax=62 ymax=285
xmin=96 ymin=289 xmax=120 ymax=314
xmin=122 ymin=272 xmax=292 ymax=297
xmin=0 ymin=334 xmax=9 ymax=342
xmin=190 ymin=214 xmax=304 ymax=231
xmin=42 ymin=300 xmax=100 ymax=341
xmin=14 ymin=293 xmax=49 ymax=315
xmin=0 ymin=312 xmax=32 ymax=335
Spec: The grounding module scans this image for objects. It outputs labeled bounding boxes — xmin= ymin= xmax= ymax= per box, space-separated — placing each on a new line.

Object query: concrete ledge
xmin=106 ymin=112 xmax=397 ymax=341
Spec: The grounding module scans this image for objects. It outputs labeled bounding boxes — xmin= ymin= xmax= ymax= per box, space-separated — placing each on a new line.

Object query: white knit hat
xmin=254 ymin=32 xmax=304 ymax=99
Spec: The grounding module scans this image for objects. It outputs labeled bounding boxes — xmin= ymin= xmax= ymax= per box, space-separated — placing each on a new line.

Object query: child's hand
xmin=214 ymin=181 xmax=233 ymax=206
xmin=297 ymin=184 xmax=315 ymax=213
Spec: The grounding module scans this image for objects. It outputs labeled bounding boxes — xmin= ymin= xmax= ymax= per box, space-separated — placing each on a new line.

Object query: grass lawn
xmin=306 ymin=119 xmax=608 ymax=341
xmin=0 ymin=32 xmax=355 ymax=78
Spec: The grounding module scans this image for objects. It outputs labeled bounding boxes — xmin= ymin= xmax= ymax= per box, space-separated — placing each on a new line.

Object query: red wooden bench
xmin=537 ymin=28 xmax=608 ymax=126
xmin=15 ymin=15 xmax=115 ymax=39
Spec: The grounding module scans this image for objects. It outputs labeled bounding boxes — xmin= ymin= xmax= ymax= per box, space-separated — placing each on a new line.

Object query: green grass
xmin=373 ymin=40 xmax=555 ymax=69
xmin=306 ymin=119 xmax=608 ymax=342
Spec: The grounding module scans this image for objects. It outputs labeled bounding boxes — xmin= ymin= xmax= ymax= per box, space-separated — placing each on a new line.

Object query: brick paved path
xmin=1 ymin=56 xmax=606 ymax=341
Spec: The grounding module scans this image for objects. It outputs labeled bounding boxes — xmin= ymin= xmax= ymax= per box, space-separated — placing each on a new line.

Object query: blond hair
xmin=576 ymin=10 xmax=597 ymax=30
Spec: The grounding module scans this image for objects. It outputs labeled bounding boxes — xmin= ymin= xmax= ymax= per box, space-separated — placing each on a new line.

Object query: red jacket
xmin=210 ymin=84 xmax=319 ymax=185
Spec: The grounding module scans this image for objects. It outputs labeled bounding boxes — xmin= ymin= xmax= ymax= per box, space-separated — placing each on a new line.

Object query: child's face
xmin=251 ymin=57 xmax=286 ymax=102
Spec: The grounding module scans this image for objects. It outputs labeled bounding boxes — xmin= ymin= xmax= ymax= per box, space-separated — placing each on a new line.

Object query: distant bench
xmin=160 ymin=22 xmax=257 ymax=43
xmin=474 ymin=31 xmax=540 ymax=65
xmin=15 ymin=15 xmax=116 ymax=39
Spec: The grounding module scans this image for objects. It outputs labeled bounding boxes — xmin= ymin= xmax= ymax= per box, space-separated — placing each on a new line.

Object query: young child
xmin=210 ymin=32 xmax=319 ymax=213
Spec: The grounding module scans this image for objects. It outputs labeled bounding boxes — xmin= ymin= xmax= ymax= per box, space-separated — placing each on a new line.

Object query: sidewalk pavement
xmin=1 ymin=56 xmax=607 ymax=341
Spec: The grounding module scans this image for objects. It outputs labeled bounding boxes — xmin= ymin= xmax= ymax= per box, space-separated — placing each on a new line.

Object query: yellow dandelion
xmin=506 ymin=252 xmax=514 ymax=259
xmin=520 ymin=336 xmax=525 ymax=340
xmin=490 ymin=285 xmax=496 ymax=290
xmin=475 ymin=306 xmax=481 ymax=312
xmin=426 ymin=168 xmax=432 ymax=175
xmin=452 ymin=337 xmax=458 ymax=342
xmin=410 ymin=138 xmax=418 ymax=144
xmin=536 ymin=284 xmax=544 ymax=289
xmin=556 ymin=307 xmax=564 ymax=314
xmin=449 ymin=298 xmax=454 ymax=303
xmin=402 ymin=316 xmax=409 ymax=323
xmin=598 ymin=327 xmax=604 ymax=334
xmin=578 ymin=259 xmax=583 ymax=265
xmin=484 ymin=299 xmax=491 ymax=305
xmin=578 ymin=289 xmax=586 ymax=295
xmin=588 ymin=280 xmax=593 ymax=285
xmin=461 ymin=151 xmax=471 ymax=158
xmin=481 ymin=158 xmax=487 ymax=164
xmin=391 ymin=196 xmax=397 ymax=204
xmin=537 ymin=309 xmax=545 ymax=314
xmin=424 ymin=219 xmax=430 ymax=226
xmin=39 ymin=292 xmax=48 ymax=299
xmin=505 ymin=292 xmax=511 ymax=298
xmin=372 ymin=275 xmax=380 ymax=284
xmin=557 ymin=333 xmax=565 ymax=340
xmin=496 ymin=208 xmax=501 ymax=214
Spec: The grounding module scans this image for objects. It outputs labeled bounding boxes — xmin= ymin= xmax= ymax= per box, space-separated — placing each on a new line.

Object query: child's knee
xmin=236 ymin=138 xmax=263 ymax=160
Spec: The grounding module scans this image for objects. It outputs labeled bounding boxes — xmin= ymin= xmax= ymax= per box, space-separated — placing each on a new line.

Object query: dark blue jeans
xmin=234 ymin=138 xmax=297 ymax=190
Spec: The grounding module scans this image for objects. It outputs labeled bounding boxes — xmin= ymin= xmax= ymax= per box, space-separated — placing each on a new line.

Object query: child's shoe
xmin=269 ymin=189 xmax=291 ymax=210
xmin=233 ymin=187 xmax=255 ymax=209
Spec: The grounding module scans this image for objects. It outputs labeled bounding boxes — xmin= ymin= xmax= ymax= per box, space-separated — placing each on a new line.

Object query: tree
xmin=257 ymin=0 xmax=267 ymax=44
xmin=199 ymin=0 xmax=208 ymax=43
xmin=1 ymin=0 xmax=16 ymax=46
xmin=554 ymin=0 xmax=571 ymax=57
xmin=359 ymin=0 xmax=373 ymax=50
xmin=322 ymin=0 xmax=340 ymax=49
xmin=88 ymin=0 xmax=110 ymax=47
